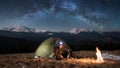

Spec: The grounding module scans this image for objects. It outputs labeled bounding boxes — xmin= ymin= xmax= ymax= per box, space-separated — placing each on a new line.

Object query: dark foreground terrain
xmin=0 ymin=51 xmax=120 ymax=68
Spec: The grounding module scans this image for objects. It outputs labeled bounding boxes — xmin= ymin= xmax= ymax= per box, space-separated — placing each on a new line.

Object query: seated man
xmin=55 ymin=41 xmax=70 ymax=60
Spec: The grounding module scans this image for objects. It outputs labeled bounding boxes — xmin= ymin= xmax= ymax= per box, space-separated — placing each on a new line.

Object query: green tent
xmin=34 ymin=37 xmax=71 ymax=59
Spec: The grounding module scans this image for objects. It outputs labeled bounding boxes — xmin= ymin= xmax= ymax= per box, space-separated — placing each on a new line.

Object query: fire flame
xmin=96 ymin=47 xmax=104 ymax=63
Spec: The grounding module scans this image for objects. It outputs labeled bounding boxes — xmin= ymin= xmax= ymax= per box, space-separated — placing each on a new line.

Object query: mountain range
xmin=0 ymin=26 xmax=120 ymax=53
xmin=1 ymin=26 xmax=95 ymax=34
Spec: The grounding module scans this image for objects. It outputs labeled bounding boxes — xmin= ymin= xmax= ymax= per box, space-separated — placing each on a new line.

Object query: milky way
xmin=0 ymin=0 xmax=120 ymax=32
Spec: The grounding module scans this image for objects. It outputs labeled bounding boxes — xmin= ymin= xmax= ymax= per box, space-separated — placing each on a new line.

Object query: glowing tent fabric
xmin=34 ymin=37 xmax=70 ymax=59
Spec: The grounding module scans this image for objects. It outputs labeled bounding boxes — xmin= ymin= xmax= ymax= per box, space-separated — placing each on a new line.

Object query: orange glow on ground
xmin=63 ymin=58 xmax=102 ymax=64
xmin=62 ymin=58 xmax=115 ymax=65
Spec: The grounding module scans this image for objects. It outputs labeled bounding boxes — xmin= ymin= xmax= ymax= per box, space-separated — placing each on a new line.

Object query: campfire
xmin=96 ymin=47 xmax=104 ymax=63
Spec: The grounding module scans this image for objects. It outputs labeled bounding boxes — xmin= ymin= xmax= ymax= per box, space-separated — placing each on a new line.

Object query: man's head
xmin=55 ymin=40 xmax=64 ymax=48
xmin=58 ymin=41 xmax=63 ymax=49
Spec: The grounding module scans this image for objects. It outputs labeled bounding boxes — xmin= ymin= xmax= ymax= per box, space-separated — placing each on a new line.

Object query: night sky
xmin=0 ymin=0 xmax=120 ymax=32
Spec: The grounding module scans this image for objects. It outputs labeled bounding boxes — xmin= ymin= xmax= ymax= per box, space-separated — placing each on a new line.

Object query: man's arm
xmin=64 ymin=48 xmax=70 ymax=59
xmin=55 ymin=49 xmax=64 ymax=59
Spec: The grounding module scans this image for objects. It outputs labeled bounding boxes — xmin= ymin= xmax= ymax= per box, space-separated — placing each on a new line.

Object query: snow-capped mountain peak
xmin=35 ymin=29 xmax=46 ymax=33
xmin=9 ymin=26 xmax=35 ymax=32
xmin=1 ymin=26 xmax=46 ymax=33
xmin=70 ymin=28 xmax=92 ymax=34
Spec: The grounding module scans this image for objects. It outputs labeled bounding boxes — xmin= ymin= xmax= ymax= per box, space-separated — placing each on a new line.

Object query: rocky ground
xmin=0 ymin=51 xmax=120 ymax=68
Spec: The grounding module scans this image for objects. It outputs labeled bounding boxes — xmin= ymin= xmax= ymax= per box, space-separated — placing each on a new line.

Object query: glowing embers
xmin=96 ymin=47 xmax=104 ymax=63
